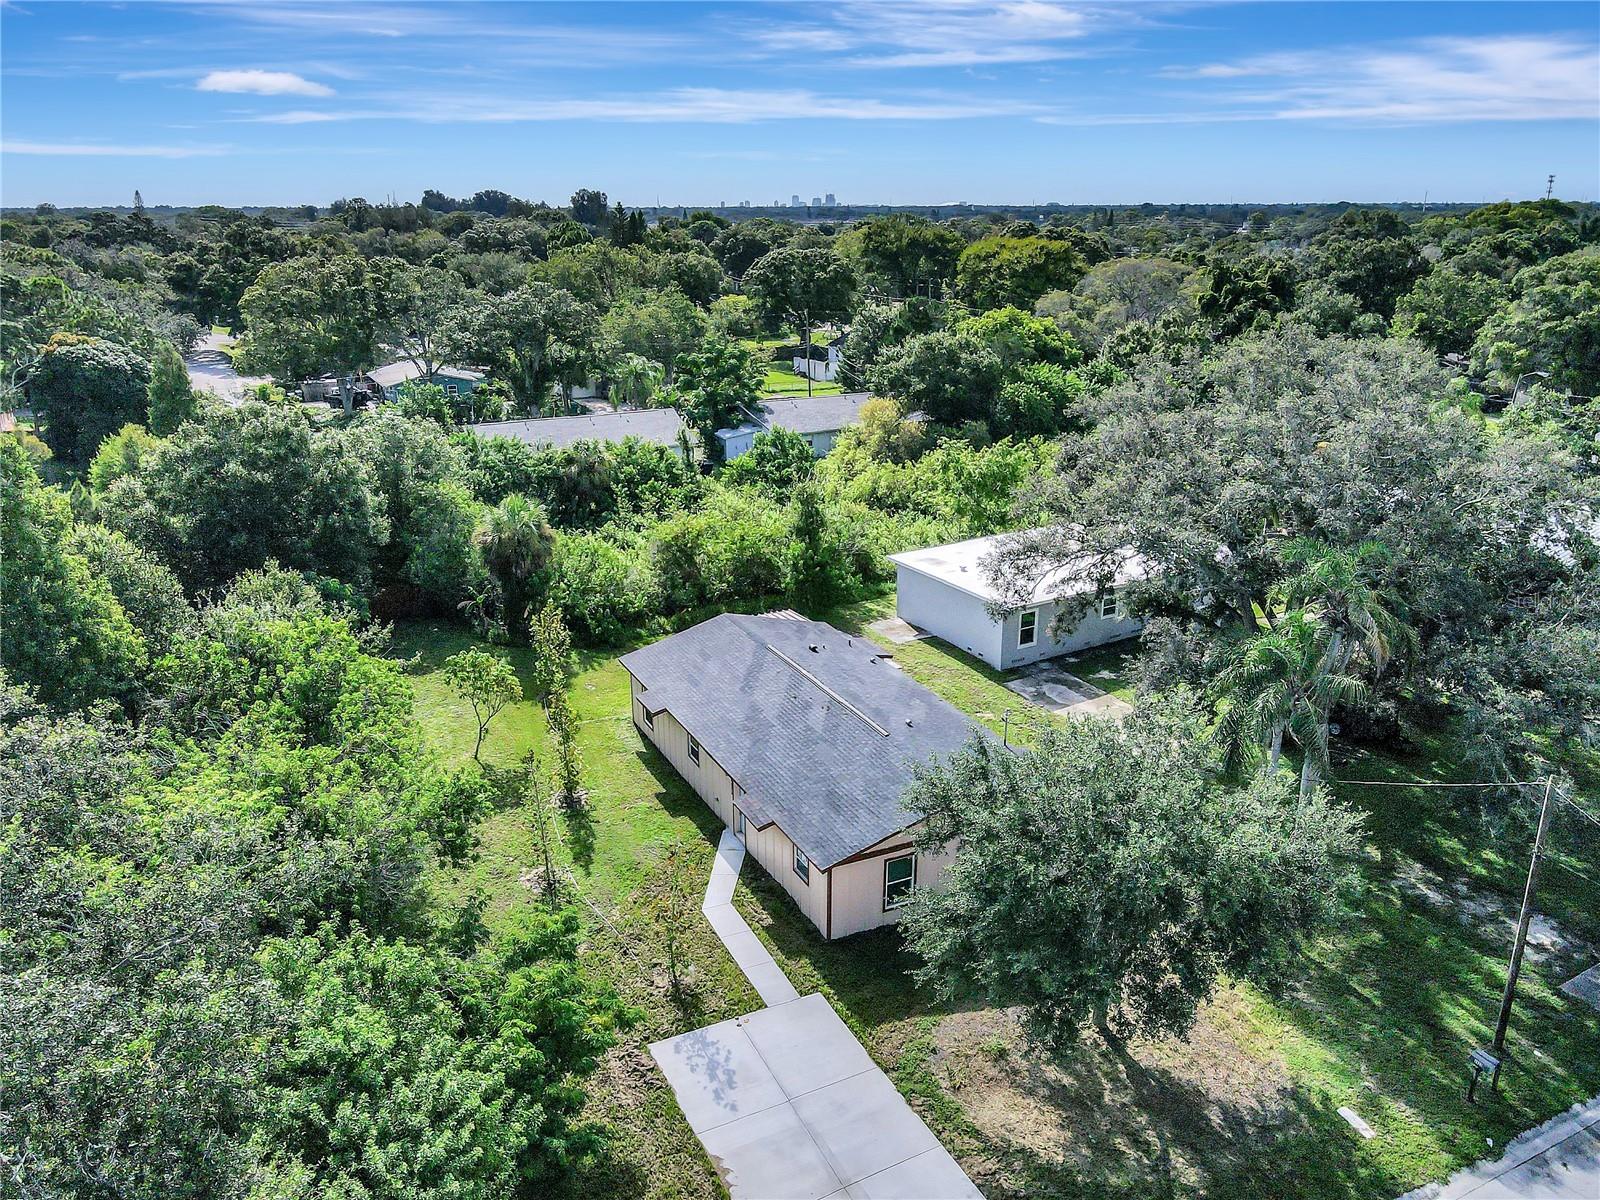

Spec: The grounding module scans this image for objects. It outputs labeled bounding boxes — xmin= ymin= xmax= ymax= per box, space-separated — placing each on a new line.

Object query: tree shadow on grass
xmin=980 ymin=1034 xmax=1413 ymax=1200
xmin=563 ymin=800 xmax=596 ymax=871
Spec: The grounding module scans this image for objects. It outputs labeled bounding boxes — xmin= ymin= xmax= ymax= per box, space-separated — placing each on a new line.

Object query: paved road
xmin=184 ymin=331 xmax=268 ymax=404
xmin=1405 ymin=1097 xmax=1600 ymax=1199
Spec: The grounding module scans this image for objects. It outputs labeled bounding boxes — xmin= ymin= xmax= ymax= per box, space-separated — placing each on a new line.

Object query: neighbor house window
xmin=445 ymin=382 xmax=460 ymax=398
xmin=1018 ymin=608 xmax=1039 ymax=647
xmin=688 ymin=735 xmax=702 ymax=765
xmin=1099 ymin=593 xmax=1120 ymax=620
xmin=883 ymin=853 xmax=916 ymax=910
xmin=793 ymin=847 xmax=811 ymax=884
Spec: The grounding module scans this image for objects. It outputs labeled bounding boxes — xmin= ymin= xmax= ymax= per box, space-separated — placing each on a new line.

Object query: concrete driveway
xmin=651 ymin=993 xmax=981 ymax=1200
xmin=184 ymin=332 xmax=269 ymax=404
xmin=1004 ymin=662 xmax=1132 ymax=718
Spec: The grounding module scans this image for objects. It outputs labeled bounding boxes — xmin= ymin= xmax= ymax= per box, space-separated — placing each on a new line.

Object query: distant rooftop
xmin=889 ymin=530 xmax=1148 ymax=608
xmin=367 ymin=360 xmax=484 ymax=388
xmin=470 ymin=407 xmax=686 ymax=450
xmin=718 ymin=392 xmax=872 ymax=439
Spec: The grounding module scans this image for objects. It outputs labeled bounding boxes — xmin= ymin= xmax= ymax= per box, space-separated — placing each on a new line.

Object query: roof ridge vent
xmin=766 ymin=644 xmax=890 ymax=738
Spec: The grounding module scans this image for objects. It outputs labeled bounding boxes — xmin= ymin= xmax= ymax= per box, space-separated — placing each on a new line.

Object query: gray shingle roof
xmin=619 ymin=613 xmax=982 ymax=869
xmin=717 ymin=393 xmax=872 ymax=439
xmin=470 ymin=407 xmax=686 ymax=450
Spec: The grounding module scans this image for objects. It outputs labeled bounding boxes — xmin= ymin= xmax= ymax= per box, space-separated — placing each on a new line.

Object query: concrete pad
xmin=649 ymin=1020 xmax=787 ymax=1134
xmin=1560 ymin=963 xmax=1600 ymax=1011
xmin=743 ymin=993 xmax=875 ymax=1099
xmin=866 ymin=617 xmax=926 ymax=645
xmin=794 ymin=1068 xmax=941 ymax=1185
xmin=1067 ymin=693 xmax=1133 ymax=718
xmin=845 ymin=1146 xmax=986 ymax=1199
xmin=698 ymin=1100 xmax=845 ymax=1200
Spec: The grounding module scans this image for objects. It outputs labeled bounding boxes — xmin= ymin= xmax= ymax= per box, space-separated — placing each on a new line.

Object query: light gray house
xmin=367 ymin=360 xmax=485 ymax=404
xmin=469 ymin=407 xmax=689 ymax=455
xmin=620 ymin=611 xmax=982 ymax=940
xmin=716 ymin=392 xmax=871 ymax=460
xmin=889 ymin=531 xmax=1146 ymax=671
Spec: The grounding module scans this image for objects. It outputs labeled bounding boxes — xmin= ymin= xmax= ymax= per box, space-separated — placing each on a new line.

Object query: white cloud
xmin=1158 ymin=34 xmax=1599 ymax=125
xmin=751 ymin=1 xmax=1150 ymax=69
xmin=1 ymin=140 xmax=229 ymax=157
xmin=247 ymin=87 xmax=1042 ymax=125
xmin=196 ymin=69 xmax=333 ymax=97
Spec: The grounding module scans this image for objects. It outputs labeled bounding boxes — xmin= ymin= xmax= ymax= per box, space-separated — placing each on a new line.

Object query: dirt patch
xmin=927 ymin=993 xmax=1294 ymax=1194
xmin=1390 ymin=857 xmax=1579 ymax=965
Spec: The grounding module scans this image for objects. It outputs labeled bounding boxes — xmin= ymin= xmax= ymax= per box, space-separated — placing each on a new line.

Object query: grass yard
xmin=399 ymin=605 xmax=1600 ymax=1200
xmin=730 ymin=608 xmax=1600 ymax=1199
xmin=760 ymin=364 xmax=844 ymax=396
xmin=395 ymin=622 xmax=759 ymax=1200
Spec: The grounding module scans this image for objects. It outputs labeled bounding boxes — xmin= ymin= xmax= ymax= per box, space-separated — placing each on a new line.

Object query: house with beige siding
xmin=619 ymin=611 xmax=982 ymax=940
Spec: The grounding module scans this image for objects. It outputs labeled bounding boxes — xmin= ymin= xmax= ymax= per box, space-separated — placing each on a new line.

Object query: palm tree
xmin=610 ymin=353 xmax=663 ymax=410
xmin=1276 ymin=539 xmax=1414 ymax=680
xmin=475 ymin=494 xmax=555 ymax=644
xmin=1214 ymin=609 xmax=1369 ymax=799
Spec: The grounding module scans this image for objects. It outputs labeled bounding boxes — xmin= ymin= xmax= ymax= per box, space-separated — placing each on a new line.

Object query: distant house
xmin=469 ymin=407 xmax=690 ymax=455
xmin=792 ymin=335 xmax=844 ymax=382
xmin=889 ymin=531 xmax=1147 ymax=671
xmin=621 ymin=612 xmax=983 ymax=940
xmin=716 ymin=392 xmax=872 ymax=460
xmin=367 ymin=361 xmax=485 ymax=404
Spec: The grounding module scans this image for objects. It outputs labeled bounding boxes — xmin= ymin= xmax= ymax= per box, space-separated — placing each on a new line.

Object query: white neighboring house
xmin=716 ymin=392 xmax=872 ymax=460
xmin=367 ymin=360 xmax=486 ymax=404
xmin=889 ymin=531 xmax=1147 ymax=671
xmin=792 ymin=336 xmax=844 ymax=382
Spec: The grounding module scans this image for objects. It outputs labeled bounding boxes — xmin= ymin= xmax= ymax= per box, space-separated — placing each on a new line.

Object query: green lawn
xmin=395 ymin=622 xmax=759 ymax=1200
xmin=400 ymin=607 xmax=1600 ymax=1200
xmin=760 ymin=365 xmax=844 ymax=397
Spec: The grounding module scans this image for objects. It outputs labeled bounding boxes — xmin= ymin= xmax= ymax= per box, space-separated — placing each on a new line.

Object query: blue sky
xmin=2 ymin=1 xmax=1596 ymax=208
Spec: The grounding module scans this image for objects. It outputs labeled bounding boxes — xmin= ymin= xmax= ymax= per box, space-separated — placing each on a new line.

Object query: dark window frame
xmin=882 ymin=852 xmax=916 ymax=910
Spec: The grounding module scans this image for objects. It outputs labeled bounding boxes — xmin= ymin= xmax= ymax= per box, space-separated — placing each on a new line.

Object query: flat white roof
xmin=888 ymin=530 xmax=1147 ymax=608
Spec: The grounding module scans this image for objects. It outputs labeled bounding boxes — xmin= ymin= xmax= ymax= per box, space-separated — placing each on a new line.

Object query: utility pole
xmin=1493 ymin=777 xmax=1555 ymax=1055
xmin=1546 ymin=174 xmax=1555 ymax=201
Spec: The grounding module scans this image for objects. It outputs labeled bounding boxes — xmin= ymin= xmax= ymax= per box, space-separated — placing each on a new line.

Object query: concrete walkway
xmin=1402 ymin=1096 xmax=1600 ymax=1199
xmin=648 ymin=828 xmax=982 ymax=1199
xmin=702 ymin=830 xmax=799 ymax=1007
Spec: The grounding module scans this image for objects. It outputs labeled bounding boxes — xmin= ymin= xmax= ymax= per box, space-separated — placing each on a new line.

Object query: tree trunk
xmin=1266 ymin=724 xmax=1283 ymax=776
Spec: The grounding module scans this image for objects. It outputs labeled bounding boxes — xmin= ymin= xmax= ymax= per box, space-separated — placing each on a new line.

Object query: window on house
xmin=883 ymin=853 xmax=916 ymax=910
xmin=734 ymin=807 xmax=746 ymax=838
xmin=1099 ymin=593 xmax=1120 ymax=620
xmin=642 ymin=706 xmax=655 ymax=730
xmin=688 ymin=735 xmax=701 ymax=765
xmin=445 ymin=382 xmax=460 ymax=398
xmin=793 ymin=846 xmax=810 ymax=884
xmin=1018 ymin=608 xmax=1038 ymax=647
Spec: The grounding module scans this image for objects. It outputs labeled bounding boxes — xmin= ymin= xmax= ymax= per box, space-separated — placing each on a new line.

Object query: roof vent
xmin=905 ymin=719 xmax=914 ymax=727
xmin=808 ymin=644 xmax=821 ymax=653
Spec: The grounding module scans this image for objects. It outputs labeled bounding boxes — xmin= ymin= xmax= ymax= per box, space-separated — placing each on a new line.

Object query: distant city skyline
xmin=2 ymin=2 xmax=1596 ymax=208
